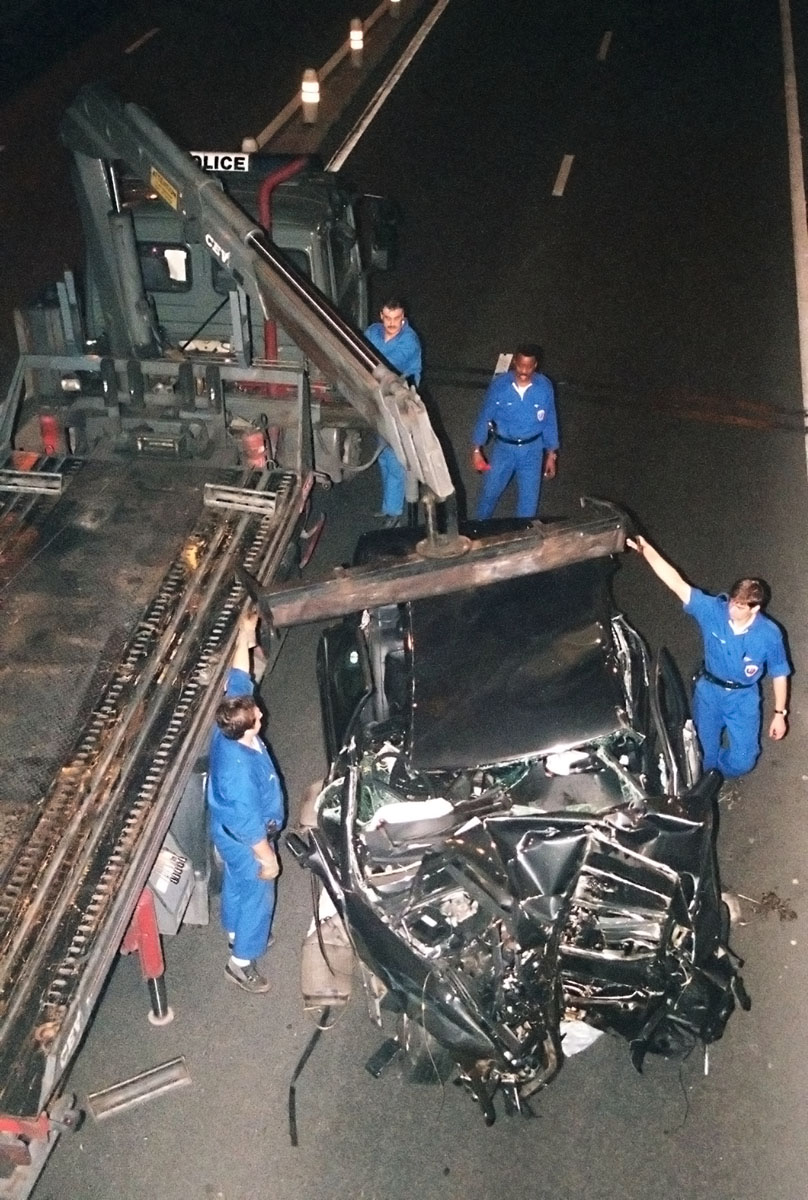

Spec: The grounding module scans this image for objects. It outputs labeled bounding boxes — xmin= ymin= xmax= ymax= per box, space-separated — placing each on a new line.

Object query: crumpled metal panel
xmin=302 ymin=542 xmax=747 ymax=1122
xmin=318 ymin=777 xmax=742 ymax=1108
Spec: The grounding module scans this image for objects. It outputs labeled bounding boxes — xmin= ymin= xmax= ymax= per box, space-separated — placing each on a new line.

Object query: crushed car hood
xmin=406 ymin=559 xmax=627 ymax=772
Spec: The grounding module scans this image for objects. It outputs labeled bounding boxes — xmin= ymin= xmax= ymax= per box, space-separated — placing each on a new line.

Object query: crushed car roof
xmin=405 ymin=557 xmax=627 ymax=771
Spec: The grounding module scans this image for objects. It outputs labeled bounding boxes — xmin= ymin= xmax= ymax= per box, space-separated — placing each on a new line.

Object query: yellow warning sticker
xmin=150 ymin=167 xmax=179 ymax=210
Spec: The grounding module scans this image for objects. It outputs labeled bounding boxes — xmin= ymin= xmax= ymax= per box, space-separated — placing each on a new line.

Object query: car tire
xmin=398 ymin=1013 xmax=454 ymax=1085
xmin=647 ymin=1017 xmax=697 ymax=1059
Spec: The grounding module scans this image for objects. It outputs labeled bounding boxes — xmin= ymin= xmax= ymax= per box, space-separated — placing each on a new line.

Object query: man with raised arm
xmin=207 ymin=607 xmax=284 ymax=993
xmin=628 ymin=535 xmax=790 ymax=779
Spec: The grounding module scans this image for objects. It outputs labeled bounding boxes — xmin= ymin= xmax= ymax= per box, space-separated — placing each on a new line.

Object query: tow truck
xmin=0 ymin=84 xmax=624 ymax=1195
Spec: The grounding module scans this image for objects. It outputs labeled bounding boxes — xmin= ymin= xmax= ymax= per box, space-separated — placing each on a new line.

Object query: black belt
xmin=221 ymin=820 xmax=279 ymax=844
xmin=494 ymin=431 xmax=542 ymax=445
xmin=696 ymin=667 xmax=757 ymax=691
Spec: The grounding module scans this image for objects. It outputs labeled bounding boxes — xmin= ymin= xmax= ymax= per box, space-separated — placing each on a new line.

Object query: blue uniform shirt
xmin=365 ymin=320 xmax=423 ymax=384
xmin=471 ymin=370 xmax=559 ymax=449
xmin=684 ymin=589 xmax=790 ymax=686
xmin=207 ymin=668 xmax=284 ymax=845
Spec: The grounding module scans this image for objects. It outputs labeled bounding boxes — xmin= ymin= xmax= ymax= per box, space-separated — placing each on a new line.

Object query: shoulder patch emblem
xmin=536 ymin=409 xmax=545 ymax=421
xmin=744 ymin=663 xmax=759 ymax=677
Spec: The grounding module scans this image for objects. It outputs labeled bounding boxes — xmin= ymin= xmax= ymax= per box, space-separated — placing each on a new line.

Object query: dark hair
xmin=379 ymin=297 xmax=407 ymax=314
xmin=514 ymin=343 xmax=543 ymax=367
xmin=216 ymin=695 xmax=257 ymax=740
xmin=729 ymin=577 xmax=769 ymax=608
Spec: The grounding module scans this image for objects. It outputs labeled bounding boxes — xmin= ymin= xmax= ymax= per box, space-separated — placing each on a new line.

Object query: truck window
xmin=138 ymin=243 xmax=192 ymax=292
xmin=211 ymin=248 xmax=312 ymax=295
xmin=329 ymin=227 xmax=361 ymax=323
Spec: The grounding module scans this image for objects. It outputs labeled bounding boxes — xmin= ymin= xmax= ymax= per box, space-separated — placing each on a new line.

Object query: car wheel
xmin=397 ymin=1013 xmax=454 ymax=1084
xmin=648 ymin=1019 xmax=697 ymax=1060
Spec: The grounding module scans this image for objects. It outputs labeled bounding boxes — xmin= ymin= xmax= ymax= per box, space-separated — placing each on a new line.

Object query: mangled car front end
xmin=289 ymin=554 xmax=748 ymax=1120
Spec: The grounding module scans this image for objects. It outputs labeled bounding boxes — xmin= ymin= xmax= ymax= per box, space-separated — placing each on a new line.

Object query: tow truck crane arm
xmin=60 ymin=83 xmax=454 ymax=504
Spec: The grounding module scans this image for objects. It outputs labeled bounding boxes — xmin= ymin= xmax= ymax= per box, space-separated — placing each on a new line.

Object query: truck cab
xmin=14 ymin=141 xmax=399 ymax=479
xmin=85 ymin=155 xmax=377 ymax=362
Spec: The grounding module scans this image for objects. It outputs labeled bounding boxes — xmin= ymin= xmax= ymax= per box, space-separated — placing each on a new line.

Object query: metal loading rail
xmin=0 ymin=467 xmax=302 ymax=1121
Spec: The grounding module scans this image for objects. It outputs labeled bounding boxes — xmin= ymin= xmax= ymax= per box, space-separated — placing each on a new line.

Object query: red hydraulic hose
xmin=257 ymin=155 xmax=310 ymax=361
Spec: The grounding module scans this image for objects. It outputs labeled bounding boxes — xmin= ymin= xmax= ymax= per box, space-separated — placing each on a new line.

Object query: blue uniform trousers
xmin=213 ymin=820 xmax=276 ymax=960
xmin=378 ymin=440 xmax=406 ymax=516
xmin=693 ymin=677 xmax=762 ymax=778
xmin=475 ymin=440 xmax=544 ymax=519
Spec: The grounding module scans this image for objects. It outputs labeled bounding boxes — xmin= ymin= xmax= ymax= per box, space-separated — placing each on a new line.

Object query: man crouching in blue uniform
xmin=629 ymin=536 xmax=790 ymax=778
xmin=208 ymin=608 xmax=284 ymax=993
xmin=471 ymin=344 xmax=559 ymax=519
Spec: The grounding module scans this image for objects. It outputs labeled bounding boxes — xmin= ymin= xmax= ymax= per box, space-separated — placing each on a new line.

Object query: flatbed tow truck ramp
xmin=0 ymin=80 xmax=451 ymax=1190
xmin=0 ymin=397 xmax=309 ymax=1192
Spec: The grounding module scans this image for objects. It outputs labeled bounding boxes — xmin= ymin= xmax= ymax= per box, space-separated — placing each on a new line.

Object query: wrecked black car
xmin=288 ymin=524 xmax=748 ymax=1123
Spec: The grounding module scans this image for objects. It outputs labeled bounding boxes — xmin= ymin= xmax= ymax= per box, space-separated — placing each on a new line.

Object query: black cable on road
xmin=288 ymin=1005 xmax=331 ymax=1147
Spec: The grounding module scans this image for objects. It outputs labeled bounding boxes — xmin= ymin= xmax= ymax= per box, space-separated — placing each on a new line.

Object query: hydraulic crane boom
xmin=60 ymin=84 xmax=454 ymax=504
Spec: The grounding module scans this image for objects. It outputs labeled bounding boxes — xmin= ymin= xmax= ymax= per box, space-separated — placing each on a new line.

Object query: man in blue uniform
xmin=208 ymin=608 xmax=284 ymax=993
xmin=629 ymin=535 xmax=790 ymax=778
xmin=365 ymin=298 xmax=423 ymax=526
xmin=471 ymin=345 xmax=559 ymax=519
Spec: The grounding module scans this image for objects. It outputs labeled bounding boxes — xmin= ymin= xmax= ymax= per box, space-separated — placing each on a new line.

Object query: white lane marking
xmin=327 ymin=0 xmax=452 ymax=171
xmin=778 ymin=0 xmax=808 ymax=420
xmin=597 ymin=31 xmax=612 ymax=61
xmin=552 ymin=154 xmax=575 ymax=197
xmin=124 ymin=27 xmax=160 ymax=55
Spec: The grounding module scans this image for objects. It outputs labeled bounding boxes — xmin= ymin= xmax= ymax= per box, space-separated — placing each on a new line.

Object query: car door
xmin=316 ymin=621 xmax=373 ymax=763
xmin=651 ymin=648 xmax=701 ymax=795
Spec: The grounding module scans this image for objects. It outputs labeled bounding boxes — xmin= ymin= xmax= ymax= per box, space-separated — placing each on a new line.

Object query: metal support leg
xmin=147 ymin=976 xmax=171 ymax=1024
xmin=121 ymin=888 xmax=175 ymax=1026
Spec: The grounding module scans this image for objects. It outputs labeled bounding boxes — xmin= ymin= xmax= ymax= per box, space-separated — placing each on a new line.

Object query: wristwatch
xmin=775 ymin=709 xmax=788 ymax=716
